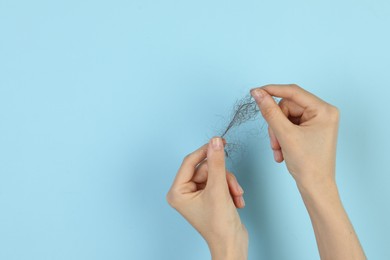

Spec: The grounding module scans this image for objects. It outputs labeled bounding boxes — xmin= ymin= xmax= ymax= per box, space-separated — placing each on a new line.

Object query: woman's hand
xmin=251 ymin=84 xmax=366 ymax=260
xmin=166 ymin=137 xmax=248 ymax=260
xmin=251 ymin=84 xmax=340 ymax=189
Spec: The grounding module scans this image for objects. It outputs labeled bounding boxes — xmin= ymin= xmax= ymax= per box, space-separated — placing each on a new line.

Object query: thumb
xmin=251 ymin=88 xmax=292 ymax=136
xmin=205 ymin=137 xmax=227 ymax=190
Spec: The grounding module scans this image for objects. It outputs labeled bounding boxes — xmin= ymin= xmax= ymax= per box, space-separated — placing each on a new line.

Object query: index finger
xmin=260 ymin=84 xmax=325 ymax=108
xmin=173 ymin=143 xmax=208 ymax=185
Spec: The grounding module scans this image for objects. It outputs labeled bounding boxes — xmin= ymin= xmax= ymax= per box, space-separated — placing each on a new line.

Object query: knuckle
xmin=182 ymin=153 xmax=192 ymax=164
xmin=166 ymin=190 xmax=178 ymax=208
xmin=288 ymin=84 xmax=302 ymax=96
xmin=326 ymin=104 xmax=340 ymax=122
xmin=210 ymin=150 xmax=225 ymax=163
xmin=289 ymin=83 xmax=301 ymax=89
xmin=212 ymin=160 xmax=225 ymax=171
xmin=290 ymin=85 xmax=300 ymax=99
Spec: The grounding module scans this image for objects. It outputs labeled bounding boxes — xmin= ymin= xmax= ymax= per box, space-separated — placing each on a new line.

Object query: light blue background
xmin=1 ymin=0 xmax=389 ymax=259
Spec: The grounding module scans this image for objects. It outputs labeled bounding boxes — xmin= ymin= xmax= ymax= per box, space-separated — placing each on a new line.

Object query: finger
xmin=192 ymin=160 xmax=208 ymax=183
xmin=278 ymin=98 xmax=305 ymax=117
xmin=193 ymin=165 xmax=244 ymax=197
xmin=233 ymin=196 xmax=245 ymax=208
xmin=250 ymin=88 xmax=292 ymax=136
xmin=174 ymin=143 xmax=208 ymax=185
xmin=260 ymin=84 xmax=324 ymax=108
xmin=205 ymin=137 xmax=227 ymax=190
xmin=227 ymin=172 xmax=244 ymax=197
xmin=268 ymin=127 xmax=284 ymax=163
xmin=278 ymin=98 xmax=306 ymax=126
xmin=196 ymin=182 xmax=206 ymax=190
xmin=273 ymin=149 xmax=284 ymax=163
xmin=192 ymin=137 xmax=226 ymax=184
xmin=268 ymin=126 xmax=281 ymax=150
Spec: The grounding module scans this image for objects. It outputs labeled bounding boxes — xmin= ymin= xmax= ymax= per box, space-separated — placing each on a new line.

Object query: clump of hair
xmin=218 ymin=92 xmax=280 ymax=158
xmin=220 ymin=94 xmax=260 ymax=138
xmin=219 ymin=93 xmax=260 ymax=157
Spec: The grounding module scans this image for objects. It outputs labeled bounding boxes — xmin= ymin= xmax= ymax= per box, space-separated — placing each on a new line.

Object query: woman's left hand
xmin=166 ymin=137 xmax=248 ymax=260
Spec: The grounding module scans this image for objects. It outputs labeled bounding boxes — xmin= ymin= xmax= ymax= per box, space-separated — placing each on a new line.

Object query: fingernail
xmin=240 ymin=196 xmax=245 ymax=207
xmin=251 ymin=88 xmax=266 ymax=101
xmin=211 ymin=137 xmax=223 ymax=150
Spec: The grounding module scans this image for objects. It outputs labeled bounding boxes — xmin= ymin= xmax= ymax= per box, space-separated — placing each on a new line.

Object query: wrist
xmin=296 ymin=176 xmax=343 ymax=212
xmin=210 ymin=245 xmax=248 ymax=260
xmin=208 ymin=233 xmax=248 ymax=260
xmin=295 ymin=170 xmax=338 ymax=198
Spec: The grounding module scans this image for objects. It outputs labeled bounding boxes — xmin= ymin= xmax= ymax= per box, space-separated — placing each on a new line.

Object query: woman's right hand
xmin=250 ymin=84 xmax=340 ymax=189
xmin=250 ymin=84 xmax=366 ymax=260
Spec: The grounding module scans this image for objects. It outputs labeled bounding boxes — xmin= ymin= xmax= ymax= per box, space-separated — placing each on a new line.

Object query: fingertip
xmin=209 ymin=136 xmax=223 ymax=151
xmin=233 ymin=196 xmax=240 ymax=208
xmin=239 ymin=196 xmax=245 ymax=208
xmin=273 ymin=150 xmax=284 ymax=163
xmin=252 ymin=91 xmax=292 ymax=135
xmin=250 ymin=88 xmax=268 ymax=103
xmin=232 ymin=195 xmax=246 ymax=208
xmin=250 ymin=85 xmax=270 ymax=94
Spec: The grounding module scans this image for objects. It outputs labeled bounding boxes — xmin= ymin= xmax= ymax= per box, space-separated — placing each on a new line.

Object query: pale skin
xmin=166 ymin=84 xmax=366 ymax=260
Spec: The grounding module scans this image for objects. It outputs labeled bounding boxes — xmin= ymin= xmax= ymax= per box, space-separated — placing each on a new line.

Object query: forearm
xmin=297 ymin=178 xmax=366 ymax=260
